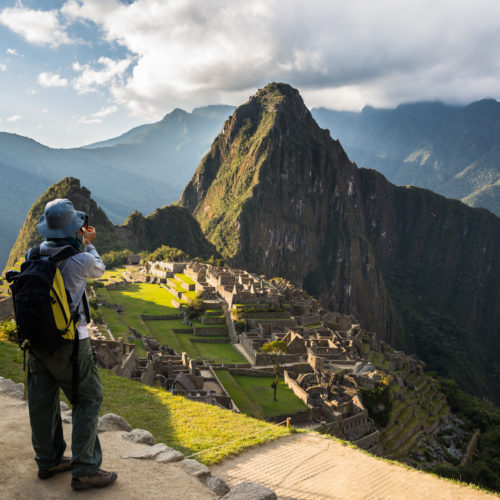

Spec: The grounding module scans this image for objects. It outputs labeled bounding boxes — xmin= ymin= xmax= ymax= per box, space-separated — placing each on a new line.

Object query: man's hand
xmin=81 ymin=226 xmax=96 ymax=247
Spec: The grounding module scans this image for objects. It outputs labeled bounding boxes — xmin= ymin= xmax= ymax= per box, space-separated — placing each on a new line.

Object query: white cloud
xmin=72 ymin=57 xmax=131 ymax=94
xmin=77 ymin=105 xmax=118 ymax=124
xmin=0 ymin=6 xmax=71 ymax=47
xmin=0 ymin=64 xmax=6 ymax=72
xmin=6 ymin=48 xmax=19 ymax=56
xmin=37 ymin=72 xmax=69 ymax=88
xmin=59 ymin=0 xmax=500 ymax=115
xmin=7 ymin=115 xmax=22 ymax=123
xmin=26 ymin=89 xmax=37 ymax=95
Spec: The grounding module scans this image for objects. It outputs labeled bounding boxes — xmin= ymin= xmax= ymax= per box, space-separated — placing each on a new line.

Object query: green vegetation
xmin=360 ymin=376 xmax=393 ymax=428
xmin=0 ymin=335 xmax=24 ymax=383
xmin=100 ymin=370 xmax=290 ymax=464
xmin=215 ymin=370 xmax=308 ymax=419
xmin=101 ymin=249 xmax=135 ymax=268
xmin=96 ymin=283 xmax=179 ymax=356
xmin=95 ymin=283 xmax=245 ymax=363
xmin=260 ymin=340 xmax=288 ymax=401
xmin=431 ymin=377 xmax=500 ymax=493
xmin=147 ymin=245 xmax=188 ymax=262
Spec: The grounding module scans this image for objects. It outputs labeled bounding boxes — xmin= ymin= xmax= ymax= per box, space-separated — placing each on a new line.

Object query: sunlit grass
xmin=100 ymin=370 xmax=290 ymax=464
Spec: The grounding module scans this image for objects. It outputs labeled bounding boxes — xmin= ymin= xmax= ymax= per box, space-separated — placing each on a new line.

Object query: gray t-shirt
xmin=26 ymin=243 xmax=105 ymax=338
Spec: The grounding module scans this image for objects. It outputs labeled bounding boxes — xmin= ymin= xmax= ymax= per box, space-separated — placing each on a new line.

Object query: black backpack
xmin=6 ymin=245 xmax=80 ymax=351
xmin=6 ymin=245 xmax=85 ymax=404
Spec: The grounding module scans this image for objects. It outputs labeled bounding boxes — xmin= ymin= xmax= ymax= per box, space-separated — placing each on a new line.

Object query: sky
xmin=1 ymin=0 xmax=500 ymax=148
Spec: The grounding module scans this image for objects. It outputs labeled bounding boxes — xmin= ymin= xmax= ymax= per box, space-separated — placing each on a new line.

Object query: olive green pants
xmin=28 ymin=338 xmax=103 ymax=477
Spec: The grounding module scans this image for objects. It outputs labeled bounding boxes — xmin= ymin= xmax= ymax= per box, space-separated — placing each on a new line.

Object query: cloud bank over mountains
xmin=1 ymin=0 xmax=500 ymax=146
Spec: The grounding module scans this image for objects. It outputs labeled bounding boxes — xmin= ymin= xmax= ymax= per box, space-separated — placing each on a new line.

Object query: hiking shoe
xmin=71 ymin=469 xmax=117 ymax=490
xmin=38 ymin=456 xmax=71 ymax=480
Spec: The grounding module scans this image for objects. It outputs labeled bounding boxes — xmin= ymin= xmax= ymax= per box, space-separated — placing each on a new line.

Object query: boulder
xmin=122 ymin=443 xmax=168 ymax=459
xmin=60 ymin=401 xmax=70 ymax=411
xmin=0 ymin=378 xmax=24 ymax=399
xmin=222 ymin=482 xmax=277 ymax=500
xmin=179 ymin=458 xmax=210 ymax=478
xmin=62 ymin=410 xmax=73 ymax=424
xmin=98 ymin=413 xmax=133 ymax=433
xmin=122 ymin=428 xmax=155 ymax=445
xmin=204 ymin=475 xmax=230 ymax=496
xmin=155 ymin=448 xmax=184 ymax=463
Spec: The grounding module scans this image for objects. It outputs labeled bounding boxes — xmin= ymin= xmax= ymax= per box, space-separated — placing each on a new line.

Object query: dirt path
xmin=0 ymin=392 xmax=215 ymax=499
xmin=2 ymin=388 xmax=497 ymax=500
xmin=211 ymin=433 xmax=497 ymax=500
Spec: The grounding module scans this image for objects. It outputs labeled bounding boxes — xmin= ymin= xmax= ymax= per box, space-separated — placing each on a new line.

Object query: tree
xmin=260 ymin=340 xmax=288 ymax=401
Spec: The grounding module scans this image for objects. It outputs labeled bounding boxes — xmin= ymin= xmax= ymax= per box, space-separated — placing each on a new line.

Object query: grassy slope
xmin=0 ymin=336 xmax=289 ymax=465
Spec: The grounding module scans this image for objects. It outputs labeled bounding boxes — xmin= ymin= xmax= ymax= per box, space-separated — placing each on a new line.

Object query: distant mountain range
xmin=0 ymin=105 xmax=233 ymax=268
xmin=312 ymin=99 xmax=500 ymax=216
xmin=2 ymin=95 xmax=500 ymax=270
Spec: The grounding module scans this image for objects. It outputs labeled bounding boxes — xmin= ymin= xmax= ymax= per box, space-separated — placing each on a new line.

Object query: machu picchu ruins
xmin=85 ymin=259 xmax=462 ymax=465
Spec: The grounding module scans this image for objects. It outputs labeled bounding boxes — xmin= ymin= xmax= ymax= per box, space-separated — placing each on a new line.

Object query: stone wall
xmin=120 ymin=349 xmax=138 ymax=379
xmin=0 ymin=297 xmax=13 ymax=320
xmin=191 ymin=338 xmax=230 ymax=344
xmin=140 ymin=314 xmax=179 ymax=321
xmin=228 ymin=368 xmax=275 ymax=377
xmin=193 ymin=326 xmax=227 ymax=336
xmin=140 ymin=361 xmax=155 ymax=386
xmin=248 ymin=318 xmax=297 ymax=330
xmin=284 ymin=370 xmax=311 ymax=406
xmin=353 ymin=430 xmax=382 ymax=452
xmin=254 ymin=352 xmax=305 ymax=366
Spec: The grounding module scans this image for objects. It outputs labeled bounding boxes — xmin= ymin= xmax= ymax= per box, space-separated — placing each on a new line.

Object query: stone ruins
xmin=88 ymin=260 xmax=440 ymax=456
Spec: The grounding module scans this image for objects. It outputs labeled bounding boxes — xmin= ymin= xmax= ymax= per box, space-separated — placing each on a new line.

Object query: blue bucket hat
xmin=37 ymin=198 xmax=86 ymax=239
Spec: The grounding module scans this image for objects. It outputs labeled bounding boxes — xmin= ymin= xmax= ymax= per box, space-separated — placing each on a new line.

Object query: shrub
xmin=0 ymin=319 xmax=17 ymax=342
xmin=147 ymin=245 xmax=188 ymax=262
xmin=234 ymin=320 xmax=246 ymax=334
xmin=102 ymin=249 xmax=134 ymax=268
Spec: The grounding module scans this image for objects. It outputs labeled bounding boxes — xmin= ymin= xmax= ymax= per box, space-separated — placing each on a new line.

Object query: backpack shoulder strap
xmin=27 ymin=246 xmax=41 ymax=261
xmin=49 ymin=245 xmax=79 ymax=264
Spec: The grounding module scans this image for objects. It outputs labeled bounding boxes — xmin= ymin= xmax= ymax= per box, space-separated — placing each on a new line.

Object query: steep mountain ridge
xmin=180 ymin=83 xmax=500 ymax=403
xmin=5 ymin=177 xmax=216 ymax=270
xmin=311 ymin=99 xmax=500 ymax=215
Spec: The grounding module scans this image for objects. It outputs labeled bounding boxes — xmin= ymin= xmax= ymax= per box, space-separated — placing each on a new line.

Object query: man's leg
xmin=59 ymin=339 xmax=103 ymax=477
xmin=27 ymin=351 xmax=67 ymax=471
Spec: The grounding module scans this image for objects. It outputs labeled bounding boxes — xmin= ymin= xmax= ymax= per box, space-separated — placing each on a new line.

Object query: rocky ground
xmin=0 ymin=379 xmax=275 ymax=500
xmin=1 ymin=377 xmax=495 ymax=500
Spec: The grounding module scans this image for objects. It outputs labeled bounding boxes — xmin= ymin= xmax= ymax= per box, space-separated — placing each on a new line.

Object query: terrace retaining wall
xmin=140 ymin=314 xmax=180 ymax=321
xmin=194 ymin=326 xmax=227 ymax=336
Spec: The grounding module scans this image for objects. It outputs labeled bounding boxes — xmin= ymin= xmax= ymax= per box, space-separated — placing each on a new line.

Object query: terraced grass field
xmin=95 ymin=282 xmax=246 ymax=363
xmin=215 ymin=369 xmax=308 ymax=419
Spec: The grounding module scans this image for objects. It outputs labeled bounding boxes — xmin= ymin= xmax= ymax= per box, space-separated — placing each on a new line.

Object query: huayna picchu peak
xmin=180 ymin=82 xmax=500 ymax=405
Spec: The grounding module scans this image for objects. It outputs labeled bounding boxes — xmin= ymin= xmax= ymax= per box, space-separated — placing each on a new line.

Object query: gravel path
xmin=211 ymin=433 xmax=497 ymax=500
xmin=3 ymin=387 xmax=496 ymax=500
xmin=0 ymin=392 xmax=215 ymax=499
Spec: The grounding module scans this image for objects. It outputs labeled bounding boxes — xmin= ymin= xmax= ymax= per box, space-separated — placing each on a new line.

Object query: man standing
xmin=27 ymin=198 xmax=117 ymax=490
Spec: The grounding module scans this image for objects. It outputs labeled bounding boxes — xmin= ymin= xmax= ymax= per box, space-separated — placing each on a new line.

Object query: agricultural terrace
xmin=215 ymin=370 xmax=308 ymax=420
xmin=95 ymin=276 xmax=246 ymax=364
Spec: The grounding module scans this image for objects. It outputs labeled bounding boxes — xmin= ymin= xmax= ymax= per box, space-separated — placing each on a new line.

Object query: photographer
xmin=26 ymin=198 xmax=117 ymax=490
